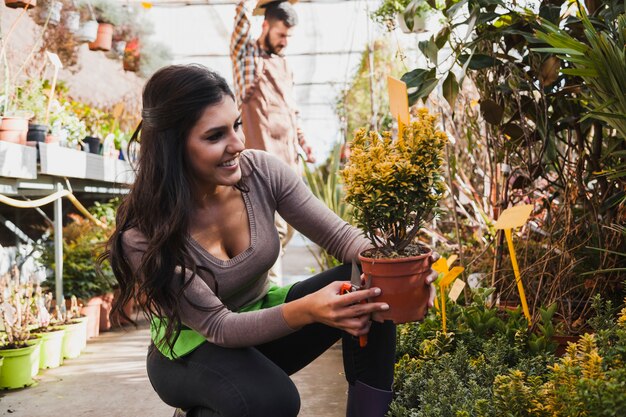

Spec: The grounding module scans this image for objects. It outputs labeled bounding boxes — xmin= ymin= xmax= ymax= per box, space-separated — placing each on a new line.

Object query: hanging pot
xmin=397 ymin=12 xmax=428 ymax=34
xmin=123 ymin=38 xmax=140 ymax=72
xmin=88 ymin=22 xmax=114 ymax=51
xmin=5 ymin=0 xmax=37 ymax=9
xmin=64 ymin=10 xmax=80 ymax=33
xmin=75 ymin=19 xmax=99 ymax=43
xmin=359 ymin=247 xmax=433 ymax=324
xmin=39 ymin=0 xmax=62 ymax=25
xmin=106 ymin=40 xmax=126 ymax=59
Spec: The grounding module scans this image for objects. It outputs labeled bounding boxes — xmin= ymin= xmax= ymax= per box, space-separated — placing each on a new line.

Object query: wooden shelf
xmin=39 ymin=144 xmax=134 ymax=184
xmin=0 ymin=141 xmax=37 ymax=179
xmin=0 ymin=142 xmax=134 ymax=193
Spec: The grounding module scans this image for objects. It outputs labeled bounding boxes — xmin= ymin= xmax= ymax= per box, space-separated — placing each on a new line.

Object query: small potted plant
xmin=0 ymin=271 xmax=42 ymax=389
xmin=372 ymin=0 xmax=432 ymax=33
xmin=86 ymin=0 xmax=126 ymax=51
xmin=41 ymin=210 xmax=116 ymax=335
xmin=340 ymin=108 xmax=446 ymax=323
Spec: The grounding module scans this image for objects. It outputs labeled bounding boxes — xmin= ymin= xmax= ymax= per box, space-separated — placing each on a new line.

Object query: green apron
xmin=150 ymin=284 xmax=293 ymax=359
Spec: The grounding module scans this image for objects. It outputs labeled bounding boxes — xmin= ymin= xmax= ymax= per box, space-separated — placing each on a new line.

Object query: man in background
xmin=231 ymin=0 xmax=315 ymax=285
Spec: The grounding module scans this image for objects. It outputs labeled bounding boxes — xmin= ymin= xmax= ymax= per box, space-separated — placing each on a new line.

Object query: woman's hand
xmin=282 ymin=281 xmax=388 ymax=337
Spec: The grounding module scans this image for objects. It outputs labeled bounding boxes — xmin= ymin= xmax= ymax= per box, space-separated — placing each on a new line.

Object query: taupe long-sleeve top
xmin=122 ymin=150 xmax=370 ymax=349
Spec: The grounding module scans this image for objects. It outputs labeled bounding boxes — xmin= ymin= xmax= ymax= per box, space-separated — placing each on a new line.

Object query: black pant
xmin=146 ymin=264 xmax=396 ymax=417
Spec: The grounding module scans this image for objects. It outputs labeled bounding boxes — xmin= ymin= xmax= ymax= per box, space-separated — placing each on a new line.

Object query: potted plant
xmin=397 ymin=0 xmax=432 ymax=33
xmin=371 ymin=0 xmax=432 ymax=33
xmin=340 ymin=108 xmax=446 ymax=323
xmin=13 ymin=78 xmax=51 ymax=145
xmin=5 ymin=0 xmax=37 ymax=9
xmin=41 ymin=209 xmax=116 ymax=335
xmin=0 ymin=273 xmax=42 ymax=389
xmin=85 ymin=0 xmax=125 ymax=51
xmin=29 ymin=287 xmax=66 ymax=369
xmin=48 ymin=100 xmax=88 ymax=146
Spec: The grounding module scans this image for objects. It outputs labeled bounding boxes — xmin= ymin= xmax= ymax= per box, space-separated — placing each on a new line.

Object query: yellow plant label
xmin=446 ymin=255 xmax=458 ymax=269
xmin=441 ymin=266 xmax=464 ymax=288
xmin=448 ymin=279 xmax=466 ymax=302
xmin=387 ymin=76 xmax=410 ymax=126
xmin=432 ymin=257 xmax=449 ymax=274
xmin=113 ymin=103 xmax=125 ymax=120
xmin=494 ymin=204 xmax=533 ymax=230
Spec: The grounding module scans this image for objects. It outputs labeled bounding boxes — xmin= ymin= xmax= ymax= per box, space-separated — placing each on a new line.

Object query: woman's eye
xmin=206 ymin=132 xmax=223 ymax=141
xmin=234 ymin=120 xmax=243 ymax=131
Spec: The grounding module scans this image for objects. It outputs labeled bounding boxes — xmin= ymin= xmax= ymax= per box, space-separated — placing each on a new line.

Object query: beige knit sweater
xmin=122 ymin=150 xmax=370 ymax=348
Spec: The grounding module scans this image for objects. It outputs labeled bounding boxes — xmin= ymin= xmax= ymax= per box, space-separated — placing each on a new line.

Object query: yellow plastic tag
xmin=433 ymin=256 xmax=464 ymax=332
xmin=432 ymin=257 xmax=449 ymax=274
xmin=494 ymin=204 xmax=533 ymax=230
xmin=388 ymin=76 xmax=410 ymax=137
xmin=493 ymin=204 xmax=533 ymax=325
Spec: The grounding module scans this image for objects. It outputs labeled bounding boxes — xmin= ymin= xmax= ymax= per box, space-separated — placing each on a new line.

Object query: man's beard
xmin=263 ymin=37 xmax=283 ymax=56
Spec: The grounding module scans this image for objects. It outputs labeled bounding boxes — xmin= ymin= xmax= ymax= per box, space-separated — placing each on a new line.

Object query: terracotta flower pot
xmin=5 ymin=0 xmax=36 ymax=9
xmin=80 ymin=296 xmax=103 ymax=339
xmin=0 ymin=116 xmax=30 ymax=144
xmin=88 ymin=23 xmax=114 ymax=52
xmin=359 ymin=248 xmax=433 ymax=324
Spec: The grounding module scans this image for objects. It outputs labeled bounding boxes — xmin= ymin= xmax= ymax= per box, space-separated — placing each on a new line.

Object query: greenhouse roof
xmin=145 ymin=0 xmax=413 ymax=161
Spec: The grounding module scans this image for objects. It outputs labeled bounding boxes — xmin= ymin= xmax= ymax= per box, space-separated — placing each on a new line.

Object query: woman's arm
xmin=253 ymin=151 xmax=372 ymax=262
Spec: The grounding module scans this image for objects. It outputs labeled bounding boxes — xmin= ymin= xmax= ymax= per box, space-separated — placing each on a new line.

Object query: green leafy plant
xmin=340 ymin=108 xmax=446 ymax=257
xmin=41 ymin=201 xmax=118 ymax=301
xmin=302 ymin=144 xmax=352 ymax=271
xmin=372 ymin=0 xmax=432 ymax=31
xmin=391 ymin=288 xmax=577 ymax=417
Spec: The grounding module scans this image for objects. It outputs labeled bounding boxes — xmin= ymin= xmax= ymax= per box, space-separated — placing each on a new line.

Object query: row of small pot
xmin=0 ymin=317 xmax=88 ymax=390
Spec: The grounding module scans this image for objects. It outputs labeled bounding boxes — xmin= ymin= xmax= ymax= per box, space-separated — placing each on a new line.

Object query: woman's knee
xmin=235 ymin=374 xmax=300 ymax=417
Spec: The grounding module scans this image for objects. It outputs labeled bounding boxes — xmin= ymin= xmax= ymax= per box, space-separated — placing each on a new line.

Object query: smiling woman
xmin=101 ymin=64 xmax=439 ymax=417
xmin=184 ymin=97 xmax=245 ymax=193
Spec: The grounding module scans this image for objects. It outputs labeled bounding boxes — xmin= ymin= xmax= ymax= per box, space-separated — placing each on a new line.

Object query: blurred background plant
xmin=40 ymin=199 xmax=119 ymax=301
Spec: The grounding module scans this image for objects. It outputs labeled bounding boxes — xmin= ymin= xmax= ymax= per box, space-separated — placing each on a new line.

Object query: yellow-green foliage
xmin=340 ymin=108 xmax=446 ymax=255
xmin=492 ymin=303 xmax=626 ymax=417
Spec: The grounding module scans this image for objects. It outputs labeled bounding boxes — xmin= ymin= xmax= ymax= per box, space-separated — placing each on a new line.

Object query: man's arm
xmin=230 ymin=0 xmax=256 ymax=105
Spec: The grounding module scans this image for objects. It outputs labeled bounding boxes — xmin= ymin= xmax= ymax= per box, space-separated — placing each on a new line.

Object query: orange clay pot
xmin=360 ymin=248 xmax=432 ymax=324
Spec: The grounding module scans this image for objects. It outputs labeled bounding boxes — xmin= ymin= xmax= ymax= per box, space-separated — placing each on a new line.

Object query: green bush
xmin=392 ymin=292 xmax=626 ymax=416
xmin=41 ymin=200 xmax=119 ymax=300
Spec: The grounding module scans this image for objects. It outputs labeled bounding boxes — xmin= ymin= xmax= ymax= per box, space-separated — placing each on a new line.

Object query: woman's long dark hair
xmin=101 ymin=64 xmax=241 ymax=355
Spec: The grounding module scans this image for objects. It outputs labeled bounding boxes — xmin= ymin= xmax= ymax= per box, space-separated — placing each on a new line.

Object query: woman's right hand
xmin=282 ymin=281 xmax=389 ymax=337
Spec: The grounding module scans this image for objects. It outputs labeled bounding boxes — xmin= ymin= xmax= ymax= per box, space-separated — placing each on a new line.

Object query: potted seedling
xmin=340 ymin=108 xmax=446 ymax=323
xmin=0 ymin=271 xmax=42 ymax=389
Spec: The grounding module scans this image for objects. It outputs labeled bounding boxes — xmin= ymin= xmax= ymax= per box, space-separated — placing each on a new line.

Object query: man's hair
xmin=264 ymin=1 xmax=298 ymax=27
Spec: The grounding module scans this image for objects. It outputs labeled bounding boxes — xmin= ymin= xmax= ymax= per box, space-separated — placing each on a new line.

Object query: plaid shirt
xmin=230 ymin=1 xmax=259 ymax=106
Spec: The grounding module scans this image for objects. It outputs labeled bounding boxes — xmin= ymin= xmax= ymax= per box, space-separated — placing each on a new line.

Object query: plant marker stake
xmin=494 ymin=204 xmax=533 ymax=325
xmin=433 ymin=257 xmax=464 ymax=333
xmin=44 ymin=52 xmax=63 ymax=126
xmin=387 ymin=76 xmax=410 ymax=138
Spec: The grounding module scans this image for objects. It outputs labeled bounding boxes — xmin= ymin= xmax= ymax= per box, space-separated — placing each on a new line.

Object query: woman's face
xmin=185 ymin=95 xmax=245 ymax=193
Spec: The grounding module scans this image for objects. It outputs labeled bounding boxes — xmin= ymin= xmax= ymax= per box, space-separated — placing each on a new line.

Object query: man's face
xmin=264 ymin=20 xmax=293 ymax=55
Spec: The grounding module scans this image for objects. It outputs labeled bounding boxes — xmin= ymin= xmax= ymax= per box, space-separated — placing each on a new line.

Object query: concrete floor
xmin=0 ymin=235 xmax=347 ymax=417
